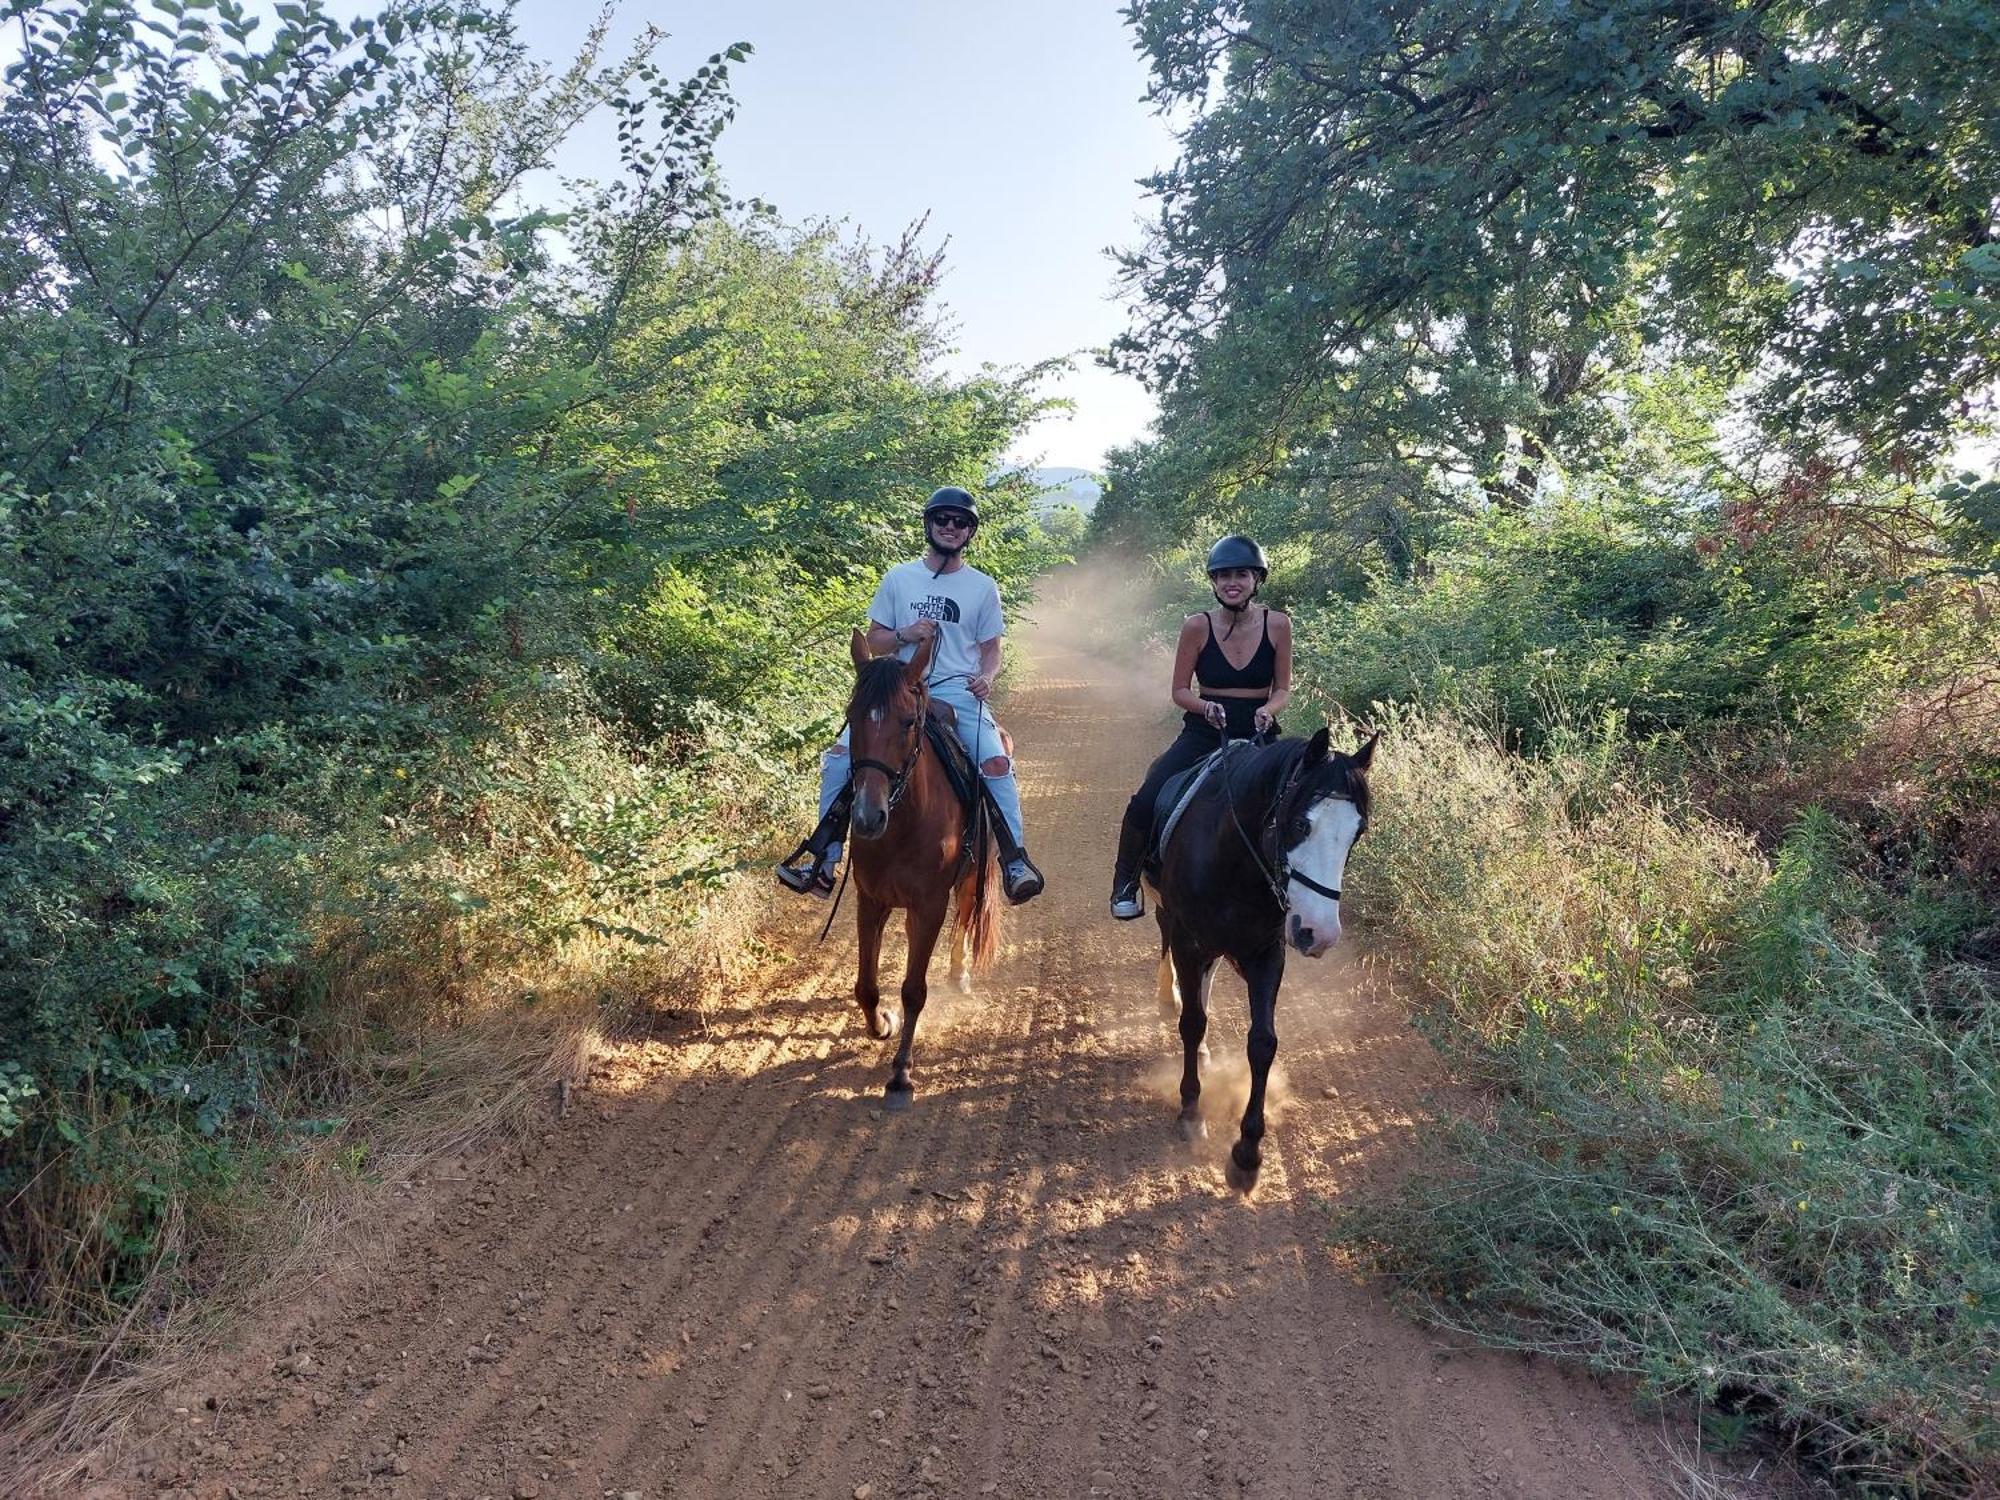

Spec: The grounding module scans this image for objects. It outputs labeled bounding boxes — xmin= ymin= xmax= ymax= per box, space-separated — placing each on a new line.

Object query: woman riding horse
xmin=1109 ymin=535 xmax=1293 ymax=919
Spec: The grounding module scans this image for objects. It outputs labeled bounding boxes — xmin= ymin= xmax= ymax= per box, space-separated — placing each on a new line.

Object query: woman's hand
xmin=1253 ymin=704 xmax=1275 ymax=735
xmin=1204 ymin=700 xmax=1227 ymax=730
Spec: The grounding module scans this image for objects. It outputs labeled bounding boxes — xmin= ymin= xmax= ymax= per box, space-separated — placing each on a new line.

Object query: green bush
xmin=0 ymin=0 xmax=1065 ymax=1387
xmin=1340 ymin=725 xmax=1999 ymax=1492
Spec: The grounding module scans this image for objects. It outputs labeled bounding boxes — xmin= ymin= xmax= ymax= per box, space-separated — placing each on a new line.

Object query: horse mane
xmin=1224 ymin=734 xmax=1372 ymax=821
xmin=851 ymin=656 xmax=917 ymax=714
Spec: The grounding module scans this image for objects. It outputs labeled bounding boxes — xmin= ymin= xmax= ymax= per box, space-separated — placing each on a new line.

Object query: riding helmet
xmin=1205 ymin=534 xmax=1268 ymax=579
xmin=924 ymin=486 xmax=980 ymax=527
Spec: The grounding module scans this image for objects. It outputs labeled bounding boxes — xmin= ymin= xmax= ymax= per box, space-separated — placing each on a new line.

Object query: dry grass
xmin=1354 ymin=708 xmax=1767 ymax=1043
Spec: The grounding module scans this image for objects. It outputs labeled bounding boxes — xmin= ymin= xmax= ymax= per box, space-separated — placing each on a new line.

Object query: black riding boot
xmin=775 ymin=786 xmax=852 ymax=897
xmin=981 ymin=786 xmax=1045 ymax=905
xmin=1109 ymin=805 xmax=1148 ymax=919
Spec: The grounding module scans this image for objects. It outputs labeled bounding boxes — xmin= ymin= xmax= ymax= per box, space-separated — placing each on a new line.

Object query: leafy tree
xmin=1113 ymin=0 xmax=2000 ymax=544
xmin=0 ymin=0 xmax=1051 ymax=1354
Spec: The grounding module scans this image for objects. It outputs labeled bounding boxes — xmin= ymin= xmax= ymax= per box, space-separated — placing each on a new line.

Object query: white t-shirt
xmin=870 ymin=559 xmax=1004 ymax=685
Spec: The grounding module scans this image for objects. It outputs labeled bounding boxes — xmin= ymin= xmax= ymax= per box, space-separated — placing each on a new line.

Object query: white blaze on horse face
xmin=1287 ymin=797 xmax=1361 ymax=955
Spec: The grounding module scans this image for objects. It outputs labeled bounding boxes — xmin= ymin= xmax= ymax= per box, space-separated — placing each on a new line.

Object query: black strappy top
xmin=1187 ymin=610 xmax=1278 ymax=739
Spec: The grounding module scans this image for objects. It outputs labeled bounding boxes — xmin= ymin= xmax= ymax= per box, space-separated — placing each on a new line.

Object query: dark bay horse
xmin=842 ymin=630 xmax=1002 ymax=1110
xmin=1147 ymin=726 xmax=1378 ymax=1191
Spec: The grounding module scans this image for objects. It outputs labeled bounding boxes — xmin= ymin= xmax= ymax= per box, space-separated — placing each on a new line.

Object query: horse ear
xmin=1351 ymin=728 xmax=1381 ymax=770
xmin=1304 ymin=726 xmax=1331 ymax=767
xmin=904 ymin=630 xmax=937 ymax=682
xmin=850 ymin=629 xmax=870 ymax=669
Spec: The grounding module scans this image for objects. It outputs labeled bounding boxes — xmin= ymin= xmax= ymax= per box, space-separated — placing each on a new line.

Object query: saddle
xmin=1146 ymin=749 xmax=1223 ymax=872
xmin=923 ymin=703 xmax=991 ymax=871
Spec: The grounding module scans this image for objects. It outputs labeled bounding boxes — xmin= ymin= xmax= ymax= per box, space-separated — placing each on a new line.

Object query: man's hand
xmin=897 ymin=618 xmax=939 ymax=644
xmin=968 ymin=673 xmax=993 ymax=702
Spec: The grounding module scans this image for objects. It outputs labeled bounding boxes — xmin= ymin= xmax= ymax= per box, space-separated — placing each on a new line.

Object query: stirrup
xmin=1001 ymin=852 xmax=1044 ymax=905
xmin=775 ymin=836 xmax=836 ymax=897
xmin=775 ymin=858 xmax=834 ymax=896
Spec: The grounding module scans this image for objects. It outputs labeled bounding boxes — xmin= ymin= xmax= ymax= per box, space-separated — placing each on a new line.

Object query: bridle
xmin=1218 ymin=738 xmax=1365 ymax=914
xmin=847 ymin=686 xmax=927 ymax=812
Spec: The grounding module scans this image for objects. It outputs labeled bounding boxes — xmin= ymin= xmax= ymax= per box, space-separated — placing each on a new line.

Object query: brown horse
xmin=841 ymin=630 xmax=1002 ymax=1109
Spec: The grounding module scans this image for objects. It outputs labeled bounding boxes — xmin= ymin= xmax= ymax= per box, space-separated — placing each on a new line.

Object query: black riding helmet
xmin=924 ymin=486 xmax=981 ymax=527
xmin=1205 ymin=534 xmax=1268 ymax=579
xmin=924 ymin=486 xmax=980 ymax=568
xmin=1206 ymin=533 xmax=1268 ymax=626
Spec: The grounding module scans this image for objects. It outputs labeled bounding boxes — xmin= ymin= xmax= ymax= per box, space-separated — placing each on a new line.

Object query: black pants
xmin=1113 ymin=720 xmax=1251 ymax=894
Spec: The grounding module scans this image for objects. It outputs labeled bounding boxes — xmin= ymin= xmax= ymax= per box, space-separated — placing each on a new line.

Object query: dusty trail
xmin=83 ymin=564 xmax=1692 ymax=1499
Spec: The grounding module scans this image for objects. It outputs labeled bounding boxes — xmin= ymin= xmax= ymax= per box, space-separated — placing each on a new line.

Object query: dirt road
xmin=84 ymin=568 xmax=1692 ymax=1499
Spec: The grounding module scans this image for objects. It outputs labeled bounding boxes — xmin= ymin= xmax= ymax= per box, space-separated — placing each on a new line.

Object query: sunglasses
xmin=930 ymin=512 xmax=976 ymax=531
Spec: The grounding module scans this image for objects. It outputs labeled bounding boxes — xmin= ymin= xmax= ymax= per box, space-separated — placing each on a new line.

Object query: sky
xmin=505 ymin=0 xmax=1181 ymax=472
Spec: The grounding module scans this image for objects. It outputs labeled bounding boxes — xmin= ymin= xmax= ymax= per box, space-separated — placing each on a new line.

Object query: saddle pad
xmin=1150 ymin=749 xmax=1223 ymax=863
xmin=924 ymin=706 xmax=981 ymax=812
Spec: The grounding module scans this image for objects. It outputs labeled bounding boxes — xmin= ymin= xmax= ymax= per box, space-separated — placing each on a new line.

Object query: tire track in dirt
xmin=80 ymin=561 xmax=1718 ymax=1500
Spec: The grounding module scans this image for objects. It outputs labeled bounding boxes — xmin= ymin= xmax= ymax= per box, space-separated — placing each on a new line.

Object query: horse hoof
xmin=883 ymin=1085 xmax=914 ymax=1113
xmin=1177 ymin=1115 xmax=1206 ymax=1143
xmin=1225 ymin=1144 xmax=1261 ymax=1194
xmin=952 ymin=970 xmax=973 ymax=996
xmin=872 ymin=1010 xmax=900 ymax=1041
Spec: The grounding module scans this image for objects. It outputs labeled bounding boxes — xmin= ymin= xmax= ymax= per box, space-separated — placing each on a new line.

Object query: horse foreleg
xmin=854 ymin=893 xmax=897 ymax=1042
xmin=1169 ymin=931 xmax=1214 ymax=1142
xmin=885 ymin=898 xmax=948 ymax=1111
xmin=1228 ymin=944 xmax=1287 ymax=1194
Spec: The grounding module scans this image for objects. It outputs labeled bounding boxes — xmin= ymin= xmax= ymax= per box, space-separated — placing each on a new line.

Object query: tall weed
xmin=1340 ymin=711 xmax=1998 ymax=1492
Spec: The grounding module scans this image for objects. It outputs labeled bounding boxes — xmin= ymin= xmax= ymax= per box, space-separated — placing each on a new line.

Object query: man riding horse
xmin=775 ymin=487 xmax=1046 ymax=906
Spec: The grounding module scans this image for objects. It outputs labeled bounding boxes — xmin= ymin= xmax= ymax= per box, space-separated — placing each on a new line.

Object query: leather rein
xmin=1217 ymin=738 xmax=1358 ymax=914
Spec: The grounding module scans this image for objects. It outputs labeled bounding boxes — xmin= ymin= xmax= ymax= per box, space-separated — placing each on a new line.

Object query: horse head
xmin=845 ymin=629 xmax=936 ymax=840
xmin=1274 ymin=727 xmax=1378 ymax=957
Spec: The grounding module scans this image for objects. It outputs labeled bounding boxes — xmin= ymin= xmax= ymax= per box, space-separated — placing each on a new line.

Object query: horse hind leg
xmin=1169 ymin=935 xmax=1213 ymax=1143
xmin=1154 ymin=905 xmax=1180 ymax=1020
xmin=947 ymin=883 xmax=974 ymax=995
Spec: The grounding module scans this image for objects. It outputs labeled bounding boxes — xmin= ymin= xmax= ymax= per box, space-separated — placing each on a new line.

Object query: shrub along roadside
xmin=0 ymin=0 xmax=1067 ymax=1424
xmin=1334 ymin=713 xmax=1998 ymax=1493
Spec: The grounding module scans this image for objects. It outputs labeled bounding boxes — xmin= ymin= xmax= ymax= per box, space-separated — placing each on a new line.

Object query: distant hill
xmin=995 ymin=466 xmax=1102 ymax=515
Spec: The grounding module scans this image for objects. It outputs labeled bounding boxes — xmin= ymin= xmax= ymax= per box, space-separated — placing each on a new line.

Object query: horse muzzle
xmin=851 ymin=796 xmax=889 ymax=840
xmin=1289 ymin=912 xmax=1338 ymax=957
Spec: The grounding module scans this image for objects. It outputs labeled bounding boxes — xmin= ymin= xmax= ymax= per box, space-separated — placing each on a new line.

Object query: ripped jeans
xmin=819 ymin=680 xmax=1024 ymax=870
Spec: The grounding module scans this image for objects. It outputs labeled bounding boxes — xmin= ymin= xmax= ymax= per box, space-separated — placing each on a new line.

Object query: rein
xmin=1215 ymin=734 xmax=1350 ymax=914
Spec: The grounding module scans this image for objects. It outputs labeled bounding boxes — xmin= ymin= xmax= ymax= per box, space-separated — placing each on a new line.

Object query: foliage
xmin=0 ymin=0 xmax=1061 ymax=1379
xmin=1116 ymin=0 xmax=2000 ymax=535
xmin=1106 ymin=7 xmax=2000 ymax=1484
xmin=1339 ymin=729 xmax=1998 ymax=1489
xmin=1284 ymin=484 xmax=1995 ymax=754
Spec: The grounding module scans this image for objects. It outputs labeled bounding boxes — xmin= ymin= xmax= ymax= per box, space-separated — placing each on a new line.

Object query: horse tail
xmin=955 ymin=808 xmax=1003 ymax=972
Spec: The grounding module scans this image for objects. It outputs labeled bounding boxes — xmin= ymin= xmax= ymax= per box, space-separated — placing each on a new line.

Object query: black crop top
xmin=1196 ymin=609 xmax=1276 ymax=692
xmin=1187 ymin=610 xmax=1278 ymax=739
